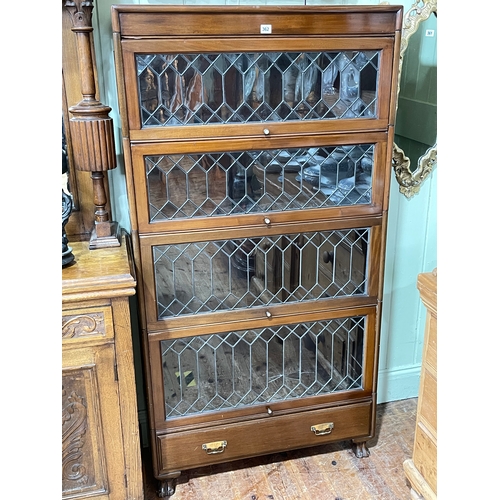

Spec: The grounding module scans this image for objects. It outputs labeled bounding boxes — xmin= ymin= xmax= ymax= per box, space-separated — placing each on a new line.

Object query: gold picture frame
xmin=393 ymin=0 xmax=437 ymax=198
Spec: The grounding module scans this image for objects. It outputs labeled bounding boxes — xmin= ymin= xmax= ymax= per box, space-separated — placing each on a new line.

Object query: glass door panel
xmin=153 ymin=228 xmax=369 ymax=319
xmin=161 ymin=315 xmax=366 ymax=419
xmin=137 ymin=50 xmax=379 ymax=127
xmin=145 ymin=144 xmax=375 ymax=224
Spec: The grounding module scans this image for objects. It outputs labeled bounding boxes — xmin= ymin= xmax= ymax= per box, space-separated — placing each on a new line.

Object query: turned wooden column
xmin=64 ymin=0 xmax=120 ymax=249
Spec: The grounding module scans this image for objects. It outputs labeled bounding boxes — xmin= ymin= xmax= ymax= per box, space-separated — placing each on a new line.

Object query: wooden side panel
xmin=113 ymin=297 xmax=144 ymax=500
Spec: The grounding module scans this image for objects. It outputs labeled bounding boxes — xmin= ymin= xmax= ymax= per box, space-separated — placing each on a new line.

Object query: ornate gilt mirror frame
xmin=393 ymin=0 xmax=437 ymax=198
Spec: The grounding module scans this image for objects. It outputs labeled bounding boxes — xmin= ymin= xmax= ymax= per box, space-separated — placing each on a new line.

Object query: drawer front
xmin=62 ymin=306 xmax=114 ymax=348
xmin=157 ymin=401 xmax=371 ymax=473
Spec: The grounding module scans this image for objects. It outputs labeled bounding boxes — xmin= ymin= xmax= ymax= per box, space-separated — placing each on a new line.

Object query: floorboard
xmin=142 ymin=398 xmax=417 ymax=499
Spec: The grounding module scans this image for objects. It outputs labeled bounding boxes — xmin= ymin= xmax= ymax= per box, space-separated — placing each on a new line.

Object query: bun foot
xmin=352 ymin=440 xmax=370 ymax=458
xmin=157 ymin=474 xmax=180 ymax=498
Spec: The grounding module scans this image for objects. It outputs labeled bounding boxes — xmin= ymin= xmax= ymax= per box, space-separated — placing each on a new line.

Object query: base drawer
xmin=157 ymin=400 xmax=372 ymax=474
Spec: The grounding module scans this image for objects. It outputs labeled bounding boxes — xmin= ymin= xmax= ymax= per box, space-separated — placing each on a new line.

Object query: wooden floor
xmin=142 ymin=398 xmax=417 ymax=499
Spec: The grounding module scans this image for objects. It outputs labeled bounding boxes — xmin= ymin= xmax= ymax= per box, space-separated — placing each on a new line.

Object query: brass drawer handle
xmin=311 ymin=422 xmax=334 ymax=436
xmin=202 ymin=440 xmax=227 ymax=455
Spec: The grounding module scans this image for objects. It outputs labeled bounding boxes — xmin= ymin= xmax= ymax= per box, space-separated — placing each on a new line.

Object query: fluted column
xmin=64 ymin=0 xmax=120 ymax=248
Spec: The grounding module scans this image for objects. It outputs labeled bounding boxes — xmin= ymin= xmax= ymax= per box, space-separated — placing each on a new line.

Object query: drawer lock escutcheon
xmin=311 ymin=422 xmax=334 ymax=436
xmin=202 ymin=440 xmax=227 ymax=455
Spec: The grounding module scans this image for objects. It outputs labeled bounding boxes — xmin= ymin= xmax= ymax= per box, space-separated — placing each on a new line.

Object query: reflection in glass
xmin=395 ymin=14 xmax=437 ymax=172
xmin=137 ymin=50 xmax=379 ymax=126
xmin=145 ymin=144 xmax=374 ymax=222
xmin=162 ymin=316 xmax=365 ymax=418
xmin=153 ymin=228 xmax=369 ymax=318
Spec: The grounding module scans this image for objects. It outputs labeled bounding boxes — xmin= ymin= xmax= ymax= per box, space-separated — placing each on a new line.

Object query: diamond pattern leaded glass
xmin=146 ymin=144 xmax=374 ymax=222
xmin=162 ymin=316 xmax=365 ymax=418
xmin=137 ymin=51 xmax=379 ymax=126
xmin=154 ymin=229 xmax=369 ymax=318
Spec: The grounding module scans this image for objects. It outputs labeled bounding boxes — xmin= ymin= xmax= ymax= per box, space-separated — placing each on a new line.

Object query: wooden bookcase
xmin=111 ymin=5 xmax=402 ymax=497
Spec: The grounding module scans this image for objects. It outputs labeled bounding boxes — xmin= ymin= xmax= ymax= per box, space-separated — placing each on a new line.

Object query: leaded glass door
xmin=119 ymin=37 xmax=396 ymax=141
xmin=159 ymin=314 xmax=373 ymax=422
xmin=139 ymin=222 xmax=382 ymax=329
xmin=130 ymin=134 xmax=388 ymax=234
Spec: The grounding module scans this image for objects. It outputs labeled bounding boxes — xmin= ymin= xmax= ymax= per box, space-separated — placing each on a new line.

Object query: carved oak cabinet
xmin=62 ymin=233 xmax=143 ymax=500
xmin=111 ymin=5 xmax=402 ymax=497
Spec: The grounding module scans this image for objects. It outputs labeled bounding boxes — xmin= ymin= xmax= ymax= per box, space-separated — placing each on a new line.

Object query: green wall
xmin=91 ymin=0 xmax=437 ymax=408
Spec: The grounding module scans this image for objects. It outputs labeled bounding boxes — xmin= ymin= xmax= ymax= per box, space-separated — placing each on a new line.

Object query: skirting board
xmin=377 ymin=366 xmax=421 ymax=403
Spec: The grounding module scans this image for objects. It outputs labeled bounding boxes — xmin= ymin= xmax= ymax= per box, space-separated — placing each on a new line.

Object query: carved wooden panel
xmin=62 ymin=366 xmax=107 ymax=498
xmin=62 ymin=343 xmax=128 ymax=500
xmin=62 ymin=306 xmax=114 ymax=346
